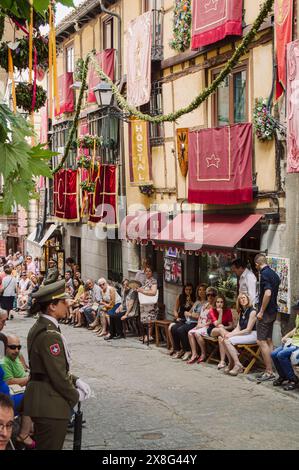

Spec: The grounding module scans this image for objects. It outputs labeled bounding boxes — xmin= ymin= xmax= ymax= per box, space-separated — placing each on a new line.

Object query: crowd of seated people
xmin=4 ymin=253 xmax=298 ymax=395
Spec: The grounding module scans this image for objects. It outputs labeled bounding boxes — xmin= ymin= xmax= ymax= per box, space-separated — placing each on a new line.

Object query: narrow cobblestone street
xmin=8 ymin=315 xmax=299 ymax=451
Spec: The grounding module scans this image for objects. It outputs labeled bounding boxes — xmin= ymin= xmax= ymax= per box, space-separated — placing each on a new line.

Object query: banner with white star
xmin=188 ymin=124 xmax=253 ymax=205
xmin=191 ymin=0 xmax=243 ymax=50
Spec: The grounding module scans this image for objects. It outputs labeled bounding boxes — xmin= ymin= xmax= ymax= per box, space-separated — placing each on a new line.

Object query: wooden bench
xmin=155 ymin=320 xmax=172 ymax=349
xmin=236 ymin=343 xmax=263 ymax=375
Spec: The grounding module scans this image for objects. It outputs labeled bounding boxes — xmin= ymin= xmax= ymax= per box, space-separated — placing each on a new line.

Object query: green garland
xmin=53 ymin=0 xmax=274 ymax=173
xmin=170 ymin=0 xmax=192 ymax=53
xmin=90 ymin=0 xmax=274 ymax=124
xmin=52 ymin=55 xmax=91 ymax=174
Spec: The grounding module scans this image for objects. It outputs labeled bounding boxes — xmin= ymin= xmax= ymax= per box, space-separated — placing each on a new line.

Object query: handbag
xmin=138 ymin=290 xmax=159 ymax=306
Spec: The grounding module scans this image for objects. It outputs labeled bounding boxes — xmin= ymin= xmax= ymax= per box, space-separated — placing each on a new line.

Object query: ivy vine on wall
xmin=170 ymin=0 xmax=192 ymax=53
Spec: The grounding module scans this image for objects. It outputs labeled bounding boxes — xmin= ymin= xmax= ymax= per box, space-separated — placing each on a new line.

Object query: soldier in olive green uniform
xmin=24 ymin=280 xmax=91 ymax=450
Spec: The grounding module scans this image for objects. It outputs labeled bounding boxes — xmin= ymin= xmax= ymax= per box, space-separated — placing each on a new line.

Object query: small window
xmin=103 ymin=17 xmax=114 ymax=50
xmin=66 ymin=45 xmax=74 ymax=73
xmin=213 ymin=64 xmax=248 ymax=127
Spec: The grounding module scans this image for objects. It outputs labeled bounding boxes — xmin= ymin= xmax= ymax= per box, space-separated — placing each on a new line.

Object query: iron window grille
xmin=141 ymin=80 xmax=164 ymax=146
xmin=49 ymin=121 xmax=76 ymax=216
xmin=88 ymin=109 xmax=120 ymax=165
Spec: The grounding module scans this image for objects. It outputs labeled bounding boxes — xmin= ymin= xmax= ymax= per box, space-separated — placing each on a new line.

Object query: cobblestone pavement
xmin=6 ymin=314 xmax=299 ymax=450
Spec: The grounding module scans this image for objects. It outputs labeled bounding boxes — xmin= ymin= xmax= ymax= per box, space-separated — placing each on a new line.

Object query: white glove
xmin=77 ymin=388 xmax=87 ymax=402
xmin=76 ymin=379 xmax=91 ymax=399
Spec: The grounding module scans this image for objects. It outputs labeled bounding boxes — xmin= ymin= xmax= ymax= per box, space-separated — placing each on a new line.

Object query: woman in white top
xmin=96 ymin=279 xmax=122 ymax=338
xmin=17 ymin=271 xmax=31 ymax=311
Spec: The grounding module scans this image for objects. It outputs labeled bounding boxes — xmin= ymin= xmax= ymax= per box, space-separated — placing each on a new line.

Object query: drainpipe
xmin=98 ymin=0 xmax=122 ymax=80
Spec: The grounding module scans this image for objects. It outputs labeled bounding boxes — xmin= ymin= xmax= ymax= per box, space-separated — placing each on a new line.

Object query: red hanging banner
xmin=55 ymin=73 xmax=74 ymax=116
xmin=188 ymin=124 xmax=253 ymax=205
xmin=191 ymin=0 xmax=243 ymax=50
xmin=88 ymin=165 xmax=118 ymax=227
xmin=275 ymin=0 xmax=293 ymax=100
xmin=87 ymin=49 xmax=115 ymax=103
xmin=53 ymin=169 xmax=80 ymax=222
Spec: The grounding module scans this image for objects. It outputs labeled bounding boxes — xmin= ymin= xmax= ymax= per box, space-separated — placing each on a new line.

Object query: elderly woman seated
xmin=105 ymin=279 xmax=139 ymax=340
xmin=94 ymin=279 xmax=122 ymax=338
xmin=219 ymin=293 xmax=257 ymax=376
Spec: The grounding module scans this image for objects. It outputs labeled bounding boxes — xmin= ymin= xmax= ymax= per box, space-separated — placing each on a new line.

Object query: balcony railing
xmin=151 ymin=9 xmax=163 ymax=61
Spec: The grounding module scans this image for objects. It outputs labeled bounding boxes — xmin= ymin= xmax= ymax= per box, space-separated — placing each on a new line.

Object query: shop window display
xmin=201 ymin=253 xmax=237 ymax=307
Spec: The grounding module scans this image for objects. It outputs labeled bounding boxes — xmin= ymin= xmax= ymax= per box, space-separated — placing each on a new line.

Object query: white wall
xmin=64 ymin=224 xmax=108 ymax=282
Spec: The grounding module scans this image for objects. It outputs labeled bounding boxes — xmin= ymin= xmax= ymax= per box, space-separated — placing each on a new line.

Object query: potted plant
xmin=139 ymin=185 xmax=155 ymax=197
xmin=15 ymin=82 xmax=47 ymax=113
xmin=253 ymin=98 xmax=276 ymax=142
xmin=77 ymin=135 xmax=103 ymax=149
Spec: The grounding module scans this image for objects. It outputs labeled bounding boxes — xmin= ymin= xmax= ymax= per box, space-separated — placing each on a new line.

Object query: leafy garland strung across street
xmin=52 ymin=0 xmax=274 ymax=173
xmin=170 ymin=0 xmax=192 ymax=53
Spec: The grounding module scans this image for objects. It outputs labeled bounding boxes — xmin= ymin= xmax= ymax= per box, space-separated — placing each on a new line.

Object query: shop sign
xmin=129 ymin=119 xmax=153 ymax=186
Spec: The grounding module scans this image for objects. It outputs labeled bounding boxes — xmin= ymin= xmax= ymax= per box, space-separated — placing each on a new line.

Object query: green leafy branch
xmin=0 ymin=104 xmax=56 ymax=214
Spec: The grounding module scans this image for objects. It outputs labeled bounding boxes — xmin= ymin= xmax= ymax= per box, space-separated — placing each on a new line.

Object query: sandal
xmin=273 ymin=377 xmax=288 ymax=387
xmin=283 ymin=380 xmax=298 ymax=391
xmin=187 ymin=356 xmax=199 ymax=365
xmin=229 ymin=364 xmax=244 ymax=376
xmin=16 ymin=434 xmax=36 ymax=449
xmin=217 ymin=362 xmax=226 ymax=370
xmin=74 ymin=324 xmax=83 ymax=328
xmin=197 ymin=356 xmax=206 ymax=363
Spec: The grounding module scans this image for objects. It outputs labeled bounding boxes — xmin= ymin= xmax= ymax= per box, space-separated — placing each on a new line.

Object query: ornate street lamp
xmin=93 ymin=83 xmax=113 ymax=108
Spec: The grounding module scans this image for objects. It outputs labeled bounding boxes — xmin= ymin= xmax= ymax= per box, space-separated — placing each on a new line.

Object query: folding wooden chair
xmin=236 ymin=343 xmax=264 ymax=374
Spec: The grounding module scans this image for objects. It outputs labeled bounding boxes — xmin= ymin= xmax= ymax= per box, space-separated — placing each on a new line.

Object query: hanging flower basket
xmin=0 ymin=35 xmax=48 ymax=72
xmin=139 ymin=185 xmax=155 ymax=197
xmin=253 ymin=98 xmax=276 ymax=142
xmin=15 ymin=82 xmax=47 ymax=113
xmin=77 ymin=135 xmax=103 ymax=149
xmin=80 ymin=181 xmax=96 ymax=193
xmin=77 ymin=155 xmax=99 ymax=171
xmin=170 ymin=0 xmax=192 ymax=53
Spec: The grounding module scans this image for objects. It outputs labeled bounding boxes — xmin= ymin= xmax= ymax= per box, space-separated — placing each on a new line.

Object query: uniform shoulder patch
xmin=50 ymin=343 xmax=61 ymax=356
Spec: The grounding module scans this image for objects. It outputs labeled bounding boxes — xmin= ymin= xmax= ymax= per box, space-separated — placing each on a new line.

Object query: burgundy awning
xmin=154 ymin=213 xmax=263 ymax=252
xmin=120 ymin=211 xmax=167 ymax=244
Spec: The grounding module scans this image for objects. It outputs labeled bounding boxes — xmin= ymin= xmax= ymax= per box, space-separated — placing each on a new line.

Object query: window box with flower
xmin=253 ymin=98 xmax=276 ymax=142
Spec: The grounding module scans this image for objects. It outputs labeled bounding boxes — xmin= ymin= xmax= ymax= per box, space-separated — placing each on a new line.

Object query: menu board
xmin=267 ymin=256 xmax=290 ymax=315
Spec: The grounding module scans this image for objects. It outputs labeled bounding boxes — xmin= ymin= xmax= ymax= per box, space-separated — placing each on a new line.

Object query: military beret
xmin=32 ymin=280 xmax=70 ymax=303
